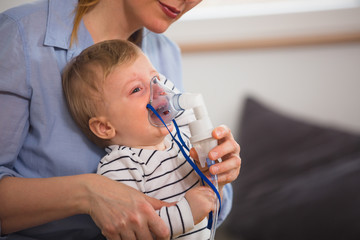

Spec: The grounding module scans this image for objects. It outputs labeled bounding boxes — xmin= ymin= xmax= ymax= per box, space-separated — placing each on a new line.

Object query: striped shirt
xmin=97 ymin=133 xmax=210 ymax=239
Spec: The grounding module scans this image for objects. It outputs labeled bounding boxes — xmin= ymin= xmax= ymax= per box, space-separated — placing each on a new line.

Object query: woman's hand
xmin=190 ymin=125 xmax=241 ymax=193
xmin=82 ymin=174 xmax=171 ymax=240
xmin=0 ymin=175 xmax=171 ymax=239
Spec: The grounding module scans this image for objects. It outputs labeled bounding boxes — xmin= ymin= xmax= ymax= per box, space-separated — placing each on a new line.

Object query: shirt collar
xmin=44 ymin=0 xmax=94 ymax=60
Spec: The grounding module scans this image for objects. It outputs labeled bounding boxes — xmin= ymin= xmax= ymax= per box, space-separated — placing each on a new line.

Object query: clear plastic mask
xmin=147 ymin=75 xmax=181 ymax=127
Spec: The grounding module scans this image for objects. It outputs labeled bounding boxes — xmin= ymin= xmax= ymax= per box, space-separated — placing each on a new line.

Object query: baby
xmin=62 ymin=39 xmax=215 ymax=239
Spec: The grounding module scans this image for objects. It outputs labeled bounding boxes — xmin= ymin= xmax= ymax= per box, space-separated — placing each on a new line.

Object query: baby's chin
xmin=148 ymin=122 xmax=174 ymax=142
xmin=157 ymin=123 xmax=173 ymax=136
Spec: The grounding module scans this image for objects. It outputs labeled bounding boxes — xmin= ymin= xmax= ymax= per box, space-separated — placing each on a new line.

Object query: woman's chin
xmin=146 ymin=21 xmax=172 ymax=34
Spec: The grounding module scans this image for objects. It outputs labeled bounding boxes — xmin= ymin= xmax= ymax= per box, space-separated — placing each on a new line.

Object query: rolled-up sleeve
xmin=217 ymin=183 xmax=233 ymax=227
xmin=0 ymin=13 xmax=31 ymax=179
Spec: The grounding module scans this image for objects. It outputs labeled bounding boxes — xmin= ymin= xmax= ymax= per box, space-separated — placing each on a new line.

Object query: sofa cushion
xmin=223 ymin=97 xmax=360 ymax=240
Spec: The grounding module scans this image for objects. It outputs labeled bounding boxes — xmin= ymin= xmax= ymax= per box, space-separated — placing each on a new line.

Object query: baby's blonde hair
xmin=62 ymin=39 xmax=141 ymax=147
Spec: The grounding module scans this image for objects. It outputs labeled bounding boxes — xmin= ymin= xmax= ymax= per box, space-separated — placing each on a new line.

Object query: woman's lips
xmin=158 ymin=1 xmax=180 ymax=19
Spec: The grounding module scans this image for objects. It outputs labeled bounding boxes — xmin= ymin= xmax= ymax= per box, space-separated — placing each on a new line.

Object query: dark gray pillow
xmin=222 ymin=97 xmax=360 ymax=240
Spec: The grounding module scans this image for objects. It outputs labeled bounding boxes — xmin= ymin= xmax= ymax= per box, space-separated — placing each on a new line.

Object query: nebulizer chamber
xmin=148 ymin=76 xmax=220 ymax=239
xmin=175 ymin=93 xmax=220 ymax=240
xmin=177 ymin=93 xmax=220 ymax=168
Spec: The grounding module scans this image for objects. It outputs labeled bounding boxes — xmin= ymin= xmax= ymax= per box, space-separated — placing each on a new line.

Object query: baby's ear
xmin=89 ymin=117 xmax=115 ymax=140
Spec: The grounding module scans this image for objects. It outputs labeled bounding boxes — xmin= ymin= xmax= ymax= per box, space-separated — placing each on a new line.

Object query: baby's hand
xmin=185 ymin=186 xmax=216 ymax=225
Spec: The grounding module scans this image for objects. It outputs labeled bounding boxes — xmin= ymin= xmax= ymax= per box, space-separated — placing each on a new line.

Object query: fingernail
xmin=216 ymin=128 xmax=225 ymax=137
xmin=210 ymin=151 xmax=218 ymax=160
xmin=211 ymin=166 xmax=219 ymax=174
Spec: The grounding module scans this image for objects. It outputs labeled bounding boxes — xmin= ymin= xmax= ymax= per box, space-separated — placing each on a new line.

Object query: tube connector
xmin=177 ymin=93 xmax=204 ymax=110
xmin=175 ymin=93 xmax=216 ymax=167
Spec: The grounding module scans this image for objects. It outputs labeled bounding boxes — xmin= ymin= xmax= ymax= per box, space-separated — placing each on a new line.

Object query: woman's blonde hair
xmin=62 ymin=39 xmax=142 ymax=148
xmin=71 ymin=0 xmax=143 ymax=47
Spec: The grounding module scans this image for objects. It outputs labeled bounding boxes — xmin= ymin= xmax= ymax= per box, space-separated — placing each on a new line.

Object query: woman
xmin=0 ymin=0 xmax=241 ymax=239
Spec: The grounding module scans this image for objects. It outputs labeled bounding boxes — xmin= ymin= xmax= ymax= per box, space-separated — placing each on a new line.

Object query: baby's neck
xmin=134 ymin=141 xmax=167 ymax=151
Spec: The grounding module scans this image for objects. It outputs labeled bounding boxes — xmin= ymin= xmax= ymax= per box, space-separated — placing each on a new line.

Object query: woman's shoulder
xmin=0 ymin=0 xmax=49 ymax=46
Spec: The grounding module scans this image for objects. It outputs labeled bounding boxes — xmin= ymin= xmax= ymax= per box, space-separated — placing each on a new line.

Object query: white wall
xmin=179 ymin=43 xmax=360 ymax=137
xmin=0 ymin=0 xmax=32 ymax=12
xmin=165 ymin=4 xmax=360 ymax=136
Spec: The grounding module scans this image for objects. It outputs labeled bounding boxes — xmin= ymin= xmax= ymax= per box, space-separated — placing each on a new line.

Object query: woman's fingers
xmin=211 ymin=155 xmax=241 ymax=184
xmin=209 ymin=125 xmax=241 ymax=184
xmin=190 ymin=125 xmax=241 ymax=186
xmin=209 ymin=125 xmax=240 ymax=161
xmin=142 ymin=196 xmax=171 ymax=240
xmin=147 ymin=211 xmax=170 ymax=240
xmin=99 ymin=198 xmax=168 ymax=240
xmin=87 ymin=175 xmax=170 ymax=240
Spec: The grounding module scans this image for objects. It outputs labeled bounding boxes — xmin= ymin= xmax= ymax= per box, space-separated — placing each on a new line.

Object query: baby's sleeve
xmin=157 ymin=197 xmax=194 ymax=239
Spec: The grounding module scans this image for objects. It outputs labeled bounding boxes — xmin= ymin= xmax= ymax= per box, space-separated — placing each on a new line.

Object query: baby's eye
xmin=131 ymin=87 xmax=141 ymax=94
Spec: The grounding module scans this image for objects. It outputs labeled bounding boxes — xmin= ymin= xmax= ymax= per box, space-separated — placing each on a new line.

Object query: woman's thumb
xmin=144 ymin=195 xmax=175 ymax=210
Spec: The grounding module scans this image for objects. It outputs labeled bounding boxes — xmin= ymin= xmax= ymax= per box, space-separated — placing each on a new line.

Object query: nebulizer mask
xmin=147 ymin=75 xmax=221 ymax=240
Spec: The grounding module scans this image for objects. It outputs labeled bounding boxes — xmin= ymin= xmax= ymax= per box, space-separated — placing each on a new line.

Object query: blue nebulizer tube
xmin=147 ymin=76 xmax=221 ymax=240
xmin=175 ymin=93 xmax=221 ymax=240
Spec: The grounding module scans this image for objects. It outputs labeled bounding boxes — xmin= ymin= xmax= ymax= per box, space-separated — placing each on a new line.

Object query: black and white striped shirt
xmin=97 ymin=130 xmax=209 ymax=239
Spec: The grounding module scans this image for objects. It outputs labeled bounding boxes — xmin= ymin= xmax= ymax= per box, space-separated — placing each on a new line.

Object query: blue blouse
xmin=0 ymin=0 xmax=232 ymax=238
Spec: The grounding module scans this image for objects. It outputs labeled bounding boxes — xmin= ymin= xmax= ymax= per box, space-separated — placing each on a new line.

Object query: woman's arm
xmin=0 ymin=14 xmax=170 ymax=239
xmin=0 ymin=174 xmax=170 ymax=239
xmin=0 ymin=175 xmax=87 ymax=234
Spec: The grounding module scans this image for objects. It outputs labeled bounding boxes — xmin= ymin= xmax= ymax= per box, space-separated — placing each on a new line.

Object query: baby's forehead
xmin=103 ymin=50 xmax=158 ymax=80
